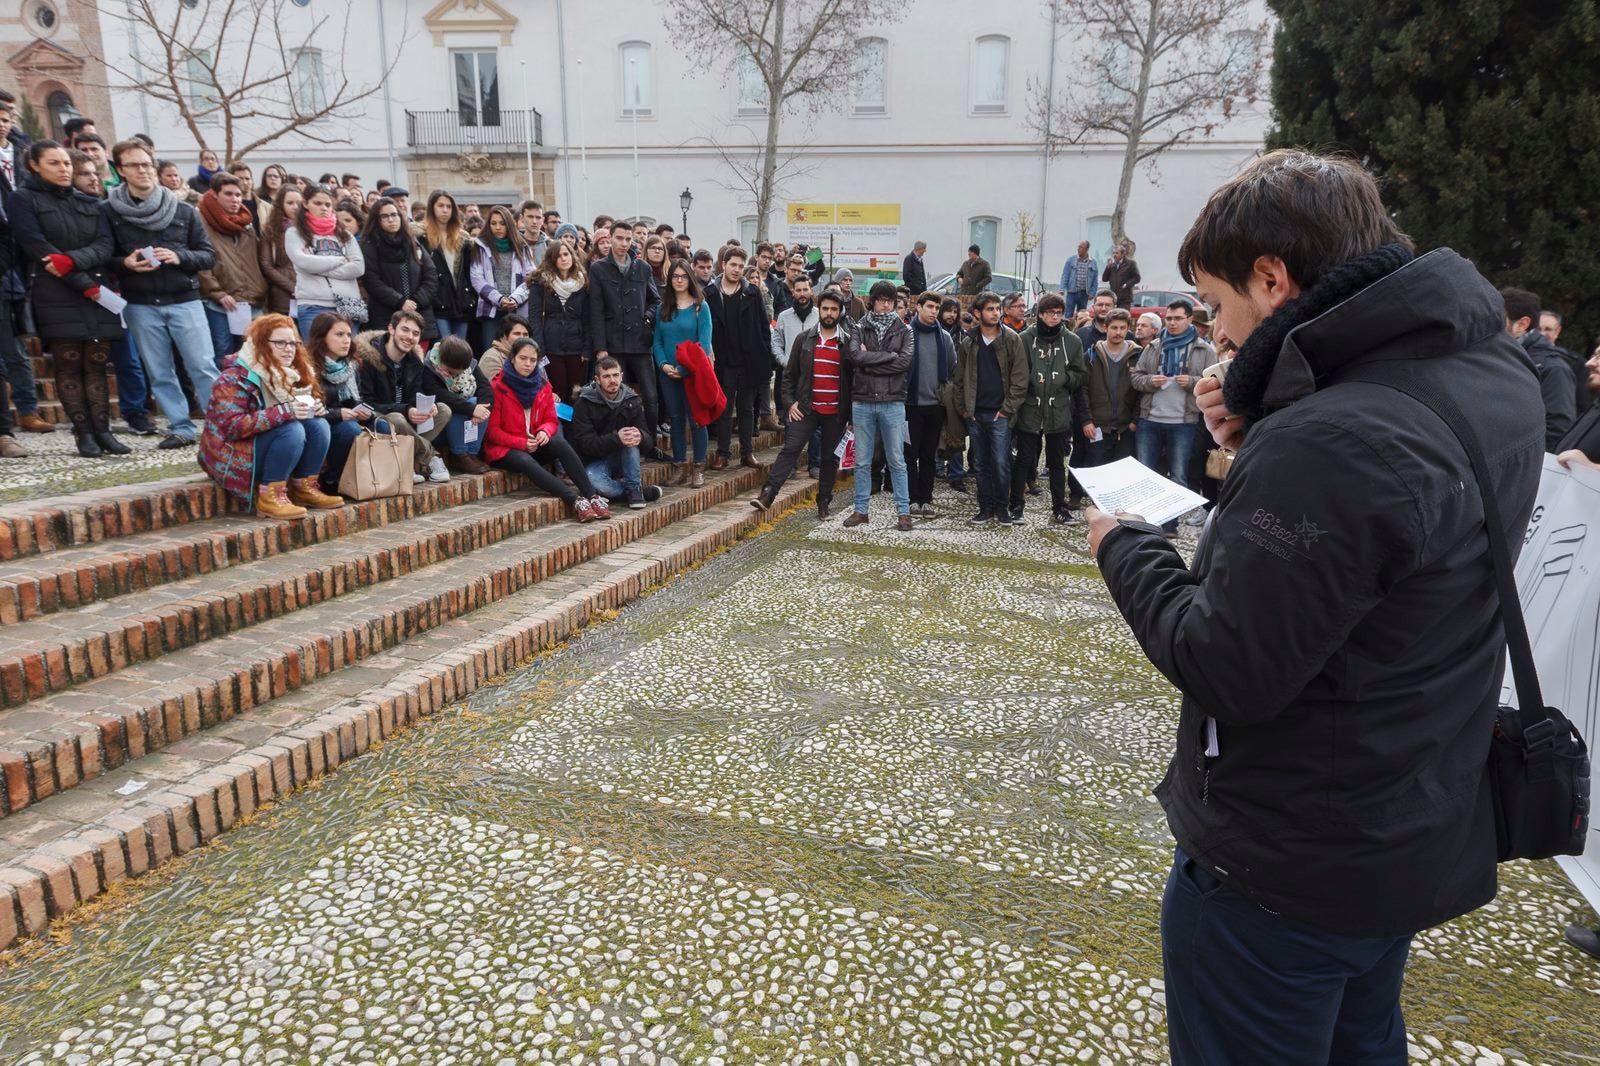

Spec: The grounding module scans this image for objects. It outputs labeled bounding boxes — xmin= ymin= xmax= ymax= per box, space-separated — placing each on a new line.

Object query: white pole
xmin=576 ymin=60 xmax=588 ymax=225
xmin=375 ymin=0 xmax=397 ymax=178
xmin=520 ymin=59 xmax=534 ymax=200
xmin=554 ymin=0 xmax=573 ymax=209
xmin=629 ymin=58 xmax=640 ymax=220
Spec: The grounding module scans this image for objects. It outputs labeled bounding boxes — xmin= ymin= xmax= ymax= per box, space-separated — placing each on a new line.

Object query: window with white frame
xmin=183 ymin=49 xmax=220 ymax=113
xmin=1086 ymin=215 xmax=1114 ymax=267
xmin=292 ymin=49 xmax=327 ymax=115
xmin=621 ymin=42 xmax=654 ymax=116
xmin=854 ymin=37 xmax=887 ymax=114
xmin=969 ymin=216 xmax=999 ymax=263
xmin=454 ymin=50 xmax=500 ymax=127
xmin=1223 ymin=29 xmax=1256 ymax=82
xmin=1099 ymin=40 xmax=1134 ymax=101
xmin=736 ymin=53 xmax=767 ymax=114
xmin=738 ymin=216 xmax=758 ymax=249
xmin=972 ymin=36 xmax=1008 ymax=113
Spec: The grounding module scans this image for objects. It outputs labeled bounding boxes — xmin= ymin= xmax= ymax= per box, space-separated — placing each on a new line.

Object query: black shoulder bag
xmin=1355 ymin=363 xmax=1590 ymax=861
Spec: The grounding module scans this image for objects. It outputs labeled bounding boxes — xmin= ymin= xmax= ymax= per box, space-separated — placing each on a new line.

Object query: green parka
xmin=1014 ymin=323 xmax=1087 ymax=435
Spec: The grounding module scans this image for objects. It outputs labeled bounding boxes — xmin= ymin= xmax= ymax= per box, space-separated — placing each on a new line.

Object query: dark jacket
xmin=848 ymin=313 xmax=914 ymax=403
xmin=1096 ymin=248 xmax=1544 ymax=938
xmin=6 ymin=175 xmax=123 ymax=342
xmin=1520 ymin=330 xmax=1576 ymax=451
xmin=353 ymin=330 xmax=451 ymax=417
xmin=105 ymin=195 xmax=215 ymax=305
xmin=902 ymin=251 xmax=927 ymax=295
xmin=955 ymin=255 xmax=992 ymax=296
xmin=953 ymin=325 xmax=1029 ymax=420
xmin=361 ymin=233 xmax=439 ymax=339
xmin=1558 ymin=402 xmax=1600 ymax=462
xmin=426 ymin=238 xmax=477 ymax=322
xmin=587 ymin=254 xmax=659 ymax=355
xmin=1082 ymin=339 xmax=1141 ymax=428
xmin=568 ymin=381 xmax=648 ymax=460
xmin=528 ymin=280 xmax=591 ymax=358
xmin=1015 ymin=323 xmax=1086 ymax=435
xmin=1102 ymin=255 xmax=1141 ymax=306
xmin=785 ymin=326 xmax=855 ymax=422
xmin=427 ymin=358 xmax=492 ymax=418
xmin=703 ymin=280 xmax=773 ymax=369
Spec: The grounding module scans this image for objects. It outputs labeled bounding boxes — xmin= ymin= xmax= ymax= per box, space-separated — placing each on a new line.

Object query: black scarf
xmin=1036 ymin=320 xmax=1062 ymax=341
xmin=1223 ymin=244 xmax=1415 ymax=423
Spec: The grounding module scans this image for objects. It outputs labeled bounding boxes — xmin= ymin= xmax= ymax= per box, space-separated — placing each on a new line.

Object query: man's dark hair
xmin=968 ymin=244 xmax=981 ymax=255
xmin=1540 ymin=309 xmax=1563 ymax=326
xmin=341 ymin=173 xmax=360 ymax=186
xmin=0 ymin=89 xmax=14 ymax=106
xmin=63 ymin=116 xmax=93 ymax=140
xmin=109 ymin=138 xmax=150 ymax=167
xmin=596 ymin=355 xmax=621 ymax=373
xmin=1167 ymin=300 xmax=1193 ymax=316
xmin=916 ymin=291 xmax=941 ymax=308
xmin=1036 ymin=292 xmax=1066 ymax=314
xmin=896 ymin=285 xmax=912 ymax=299
xmin=375 ymin=179 xmax=391 ymax=191
xmin=132 ymin=133 xmax=155 ymax=149
xmin=388 ymin=308 xmax=426 ymax=331
xmin=75 ymin=132 xmax=106 ymax=150
xmin=654 ymin=223 xmax=674 ymax=236
xmin=594 ymin=214 xmax=613 ymax=231
xmin=1107 ymin=308 xmax=1133 ymax=325
xmin=1500 ymin=287 xmax=1540 ymax=327
xmin=609 ymin=218 xmax=632 ymax=236
xmin=227 ymin=161 xmax=251 ymax=177
xmin=755 ymin=241 xmax=774 ymax=257
xmin=816 ymin=288 xmax=845 ymax=310
xmin=210 ymin=172 xmax=243 ymax=192
xmin=971 ymin=291 xmax=1001 ymax=312
xmin=156 ymin=159 xmax=178 ymax=173
xmin=868 ymin=280 xmax=898 ymax=305
xmin=718 ymin=244 xmax=747 ymax=267
xmin=1178 ymin=149 xmax=1413 ymax=291
xmin=543 ymin=209 xmax=560 ymax=221
xmin=318 ymin=172 xmax=338 ymax=185
xmin=497 ymin=313 xmax=531 ymax=338
xmin=519 ymin=199 xmax=543 ymax=217
xmin=692 ymin=248 xmax=714 ymax=264
xmin=434 ymin=335 xmax=474 ymax=371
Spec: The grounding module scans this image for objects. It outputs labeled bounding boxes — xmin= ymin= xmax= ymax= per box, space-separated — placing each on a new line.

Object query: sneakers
xmin=590 ymin=495 xmax=613 ymax=519
xmin=124 ymin=410 xmax=159 ymax=436
xmin=426 ymin=456 xmax=450 ymax=482
xmin=1025 ymin=480 xmax=1041 ymax=497
xmin=573 ymin=496 xmax=596 ymax=522
xmin=968 ymin=511 xmax=995 ymax=526
xmin=627 ymin=487 xmax=647 ymax=509
xmin=1184 ymin=509 xmax=1208 ymax=527
xmin=950 ymin=480 xmax=968 ymax=494
xmin=0 ymin=434 xmax=26 ymax=458
xmin=411 ymin=472 xmax=426 ymax=484
xmin=1052 ymin=508 xmax=1080 ymax=525
xmin=642 ymin=485 xmax=662 ymax=503
xmin=157 ymin=433 xmax=195 ymax=450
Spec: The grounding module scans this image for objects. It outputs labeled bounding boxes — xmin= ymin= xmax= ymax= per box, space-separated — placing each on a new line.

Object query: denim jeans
xmin=851 ymin=400 xmax=909 ymax=516
xmin=109 ymin=334 xmax=148 ymax=418
xmin=1064 ymin=290 xmax=1091 ymax=316
xmin=0 ymin=318 xmax=38 ymax=416
xmin=435 ymin=317 xmax=471 ymax=341
xmin=966 ymin=414 xmax=1013 ymax=517
xmin=125 ymin=301 xmax=220 ymax=440
xmin=443 ymin=412 xmax=485 ymax=456
xmin=203 ymin=302 xmax=252 ymax=365
xmin=660 ymin=375 xmax=708 ymax=463
xmin=1135 ymin=420 xmax=1197 ymax=531
xmin=322 ymin=416 xmax=389 ymax=487
xmin=1162 ymin=847 xmax=1411 ymax=1065
xmin=254 ymin=417 xmax=331 ymax=484
xmin=584 ymin=447 xmax=642 ymax=500
xmin=296 ymin=303 xmax=334 ymax=342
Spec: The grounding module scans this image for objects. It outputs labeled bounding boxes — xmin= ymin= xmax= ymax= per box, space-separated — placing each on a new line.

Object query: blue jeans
xmin=1 ymin=328 xmax=38 ymax=416
xmin=296 ymin=303 xmax=334 ymax=341
xmin=443 ymin=412 xmax=485 ymax=456
xmin=851 ymin=401 xmax=909 ymax=516
xmin=1135 ymin=420 xmax=1197 ymax=532
xmin=254 ymin=417 xmax=331 ymax=484
xmin=966 ymin=414 xmax=1013 ymax=516
xmin=125 ymin=301 xmax=219 ymax=440
xmin=323 ymin=416 xmax=390 ymax=486
xmin=203 ymin=302 xmax=253 ymax=365
xmin=659 ymin=374 xmax=708 ymax=463
xmin=109 ymin=334 xmax=148 ymax=418
xmin=436 ymin=317 xmax=471 ymax=341
xmin=1162 ymin=847 xmax=1411 ymax=1065
xmin=584 ymin=448 xmax=642 ymax=500
xmin=1064 ymin=290 xmax=1091 ymax=316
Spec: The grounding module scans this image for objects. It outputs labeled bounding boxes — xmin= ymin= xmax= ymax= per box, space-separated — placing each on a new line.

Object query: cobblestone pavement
xmin=0 ymin=488 xmax=1595 ymax=1064
xmin=0 ymin=420 xmax=201 ymax=504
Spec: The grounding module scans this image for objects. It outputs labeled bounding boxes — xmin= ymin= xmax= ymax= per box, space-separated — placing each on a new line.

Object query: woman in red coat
xmin=484 ymin=337 xmax=609 ymax=522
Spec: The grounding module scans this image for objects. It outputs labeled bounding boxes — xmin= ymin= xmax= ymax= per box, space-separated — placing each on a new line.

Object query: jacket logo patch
xmin=1248 ymin=509 xmax=1324 ymax=554
xmin=1293 ymin=516 xmax=1325 ymax=549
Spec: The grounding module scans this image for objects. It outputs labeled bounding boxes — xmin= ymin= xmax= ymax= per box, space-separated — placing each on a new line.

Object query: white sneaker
xmin=411 ymin=472 xmax=425 ymax=484
xmin=1183 ymin=509 xmax=1207 ymax=527
xmin=426 ymin=456 xmax=450 ymax=482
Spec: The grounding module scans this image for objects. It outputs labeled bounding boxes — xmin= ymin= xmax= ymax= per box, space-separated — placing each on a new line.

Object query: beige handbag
xmin=337 ymin=424 xmax=415 ymax=500
xmin=1205 ymin=447 xmax=1235 ymax=481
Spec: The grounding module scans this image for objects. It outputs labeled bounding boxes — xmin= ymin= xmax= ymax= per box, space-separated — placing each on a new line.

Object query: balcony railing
xmin=404 ymin=109 xmax=544 ymax=152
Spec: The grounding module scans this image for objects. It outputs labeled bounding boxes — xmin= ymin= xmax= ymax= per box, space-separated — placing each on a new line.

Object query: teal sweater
xmin=651 ymin=298 xmax=713 ymax=372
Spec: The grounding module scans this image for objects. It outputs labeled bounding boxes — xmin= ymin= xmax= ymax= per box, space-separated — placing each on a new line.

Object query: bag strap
xmin=1347 ymin=362 xmax=1551 ymax=743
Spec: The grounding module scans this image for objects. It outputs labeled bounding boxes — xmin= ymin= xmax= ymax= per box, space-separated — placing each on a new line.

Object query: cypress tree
xmin=1266 ymin=0 xmax=1600 ymax=352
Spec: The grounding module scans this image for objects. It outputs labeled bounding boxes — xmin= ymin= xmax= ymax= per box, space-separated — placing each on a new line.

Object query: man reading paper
xmin=1084 ymin=151 xmax=1544 ymax=1064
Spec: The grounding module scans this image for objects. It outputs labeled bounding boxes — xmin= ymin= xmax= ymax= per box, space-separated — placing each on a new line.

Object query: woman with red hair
xmin=199 ymin=313 xmax=345 ymax=519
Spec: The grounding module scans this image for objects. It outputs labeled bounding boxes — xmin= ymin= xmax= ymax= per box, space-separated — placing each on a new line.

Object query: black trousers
xmin=764 ymin=409 xmax=846 ymax=503
xmin=904 ymin=403 xmax=943 ymax=505
xmin=715 ymin=356 xmax=768 ymax=458
xmin=491 ymin=438 xmax=598 ymax=503
xmin=1011 ymin=428 xmax=1071 ymax=512
xmin=619 ymin=352 xmax=660 ymax=443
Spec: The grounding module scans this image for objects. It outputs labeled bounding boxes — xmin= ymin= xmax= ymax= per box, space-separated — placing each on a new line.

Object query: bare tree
xmin=1029 ymin=0 xmax=1268 ymax=247
xmin=682 ymin=123 xmax=823 ymax=225
xmin=97 ymin=0 xmax=406 ymax=163
xmin=664 ymin=0 xmax=905 ymax=241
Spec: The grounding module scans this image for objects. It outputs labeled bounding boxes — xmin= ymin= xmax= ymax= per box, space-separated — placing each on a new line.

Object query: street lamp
xmin=679 ymin=187 xmax=692 ymax=236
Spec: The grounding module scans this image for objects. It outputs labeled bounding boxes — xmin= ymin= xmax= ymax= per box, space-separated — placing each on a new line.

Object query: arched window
xmin=973 ymin=35 xmax=1009 ymax=113
xmin=45 ymin=89 xmax=76 ymax=141
xmin=854 ymin=38 xmax=887 ymax=115
xmin=968 ymin=216 xmax=999 ymax=263
xmin=620 ymin=42 xmax=654 ymax=116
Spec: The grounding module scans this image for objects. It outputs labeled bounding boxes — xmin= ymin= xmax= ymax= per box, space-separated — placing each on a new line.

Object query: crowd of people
xmin=0 ymin=102 xmax=1593 ymax=542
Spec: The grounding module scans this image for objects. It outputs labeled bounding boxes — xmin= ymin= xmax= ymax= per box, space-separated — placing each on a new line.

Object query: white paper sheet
xmin=463 ymin=421 xmax=479 ymax=444
xmin=1090 ymin=427 xmax=1104 ymax=443
xmin=415 ymin=392 xmax=436 ymax=434
xmin=225 ymin=301 xmax=252 ymax=335
xmin=1067 ymin=456 xmax=1207 ymax=529
xmin=91 ymin=287 xmax=128 ymax=315
xmin=834 ymin=429 xmax=854 ymax=460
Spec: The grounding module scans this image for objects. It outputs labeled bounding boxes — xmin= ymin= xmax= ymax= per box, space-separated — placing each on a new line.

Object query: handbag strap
xmin=1348 ymin=361 xmax=1550 ymax=743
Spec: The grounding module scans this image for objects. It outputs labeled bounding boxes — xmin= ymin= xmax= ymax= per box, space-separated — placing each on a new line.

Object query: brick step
xmin=0 ymin=470 xmax=817 ymax=950
xmin=0 ymin=457 xmax=778 ymax=822
xmin=0 ymin=428 xmax=741 ymax=563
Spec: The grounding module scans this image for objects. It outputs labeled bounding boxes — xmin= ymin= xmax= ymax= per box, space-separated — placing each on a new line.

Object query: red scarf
xmin=198 ymin=190 xmax=253 ymax=236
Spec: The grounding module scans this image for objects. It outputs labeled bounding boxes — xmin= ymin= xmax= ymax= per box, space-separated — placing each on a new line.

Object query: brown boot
xmin=671 ymin=461 xmax=691 ymax=486
xmin=708 ymin=454 xmax=728 ymax=471
xmin=690 ymin=463 xmax=705 ymax=488
xmin=842 ymin=512 xmax=869 ymax=528
xmin=749 ymin=486 xmax=776 ymax=511
xmin=256 ymin=481 xmax=308 ymax=519
xmin=740 ymin=454 xmax=760 ymax=469
xmin=16 ymin=413 xmax=54 ymax=434
xmin=288 ymin=477 xmax=345 ymax=510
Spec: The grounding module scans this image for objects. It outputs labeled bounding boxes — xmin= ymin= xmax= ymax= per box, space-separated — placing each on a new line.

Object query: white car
xmin=925 ymin=272 xmax=1046 ymax=309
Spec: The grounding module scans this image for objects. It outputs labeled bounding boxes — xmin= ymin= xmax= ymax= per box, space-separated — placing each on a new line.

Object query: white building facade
xmin=101 ymin=0 xmax=1272 ymax=290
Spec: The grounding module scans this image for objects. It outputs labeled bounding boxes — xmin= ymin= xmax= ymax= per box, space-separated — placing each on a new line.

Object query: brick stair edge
xmin=0 ymin=474 xmax=817 ymax=953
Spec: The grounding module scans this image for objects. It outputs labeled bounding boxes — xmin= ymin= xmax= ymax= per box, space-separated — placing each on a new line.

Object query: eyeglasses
xmin=267 ymin=338 xmax=299 ymax=351
xmin=120 ymin=162 xmax=155 ymax=172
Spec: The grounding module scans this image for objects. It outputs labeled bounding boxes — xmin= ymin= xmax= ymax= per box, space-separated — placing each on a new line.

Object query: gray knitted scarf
xmin=106 ymin=182 xmax=180 ymax=231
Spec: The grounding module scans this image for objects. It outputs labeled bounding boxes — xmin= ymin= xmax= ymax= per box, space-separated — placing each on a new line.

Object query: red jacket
xmin=676 ymin=341 xmax=726 ymax=427
xmin=483 ymin=371 xmax=558 ymax=462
